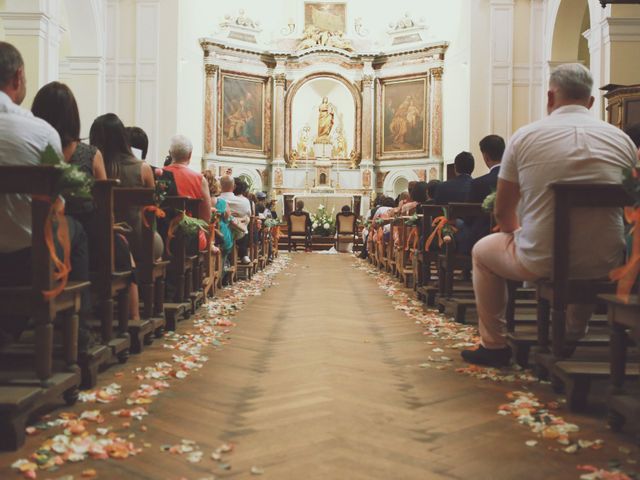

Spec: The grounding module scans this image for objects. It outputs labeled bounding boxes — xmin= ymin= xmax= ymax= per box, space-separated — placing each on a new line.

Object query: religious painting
xmin=304 ymin=2 xmax=347 ymax=33
xmin=218 ymin=72 xmax=272 ymax=159
xmin=377 ymin=75 xmax=429 ymax=160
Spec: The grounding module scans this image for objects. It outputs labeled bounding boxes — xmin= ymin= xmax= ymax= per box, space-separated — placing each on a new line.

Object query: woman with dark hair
xmin=31 ymin=81 xmax=109 ymax=252
xmin=426 ymin=180 xmax=441 ymax=203
xmin=90 ymin=113 xmax=162 ymax=321
xmin=32 ymin=81 xmax=106 ymax=181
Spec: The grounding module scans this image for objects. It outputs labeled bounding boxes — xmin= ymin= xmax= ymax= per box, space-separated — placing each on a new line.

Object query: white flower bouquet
xmin=309 ymin=205 xmax=336 ymax=236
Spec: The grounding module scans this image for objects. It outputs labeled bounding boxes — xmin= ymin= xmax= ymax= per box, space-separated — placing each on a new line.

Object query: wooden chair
xmin=113 ymin=187 xmax=167 ymax=352
xmin=92 ymin=180 xmax=132 ymax=364
xmin=287 ymin=211 xmax=311 ymax=252
xmin=0 ymin=166 xmax=87 ymax=450
xmin=533 ymin=183 xmax=635 ymax=411
xmin=335 ymin=212 xmax=358 ymax=252
xmin=203 ymin=221 xmax=220 ymax=300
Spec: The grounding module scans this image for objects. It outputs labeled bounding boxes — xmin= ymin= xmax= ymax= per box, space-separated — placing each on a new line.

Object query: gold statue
xmin=316 ymin=96 xmax=335 ymax=144
xmin=349 ymin=149 xmax=361 ymax=169
xmin=332 ymin=125 xmax=348 ymax=158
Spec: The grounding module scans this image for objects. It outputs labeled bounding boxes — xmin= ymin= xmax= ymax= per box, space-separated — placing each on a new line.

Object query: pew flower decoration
xmin=482 ymin=190 xmax=497 ymax=213
xmin=178 ymin=214 xmax=209 ymax=237
xmin=265 ymin=218 xmax=284 ymax=228
xmin=310 ymin=204 xmax=336 ymax=236
xmin=404 ymin=214 xmax=419 ymax=226
xmin=610 ymin=166 xmax=640 ymax=300
xmin=41 ymin=144 xmax=93 ymax=199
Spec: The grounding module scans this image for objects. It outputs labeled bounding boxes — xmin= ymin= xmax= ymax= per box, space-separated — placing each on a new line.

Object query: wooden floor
xmin=1 ymin=254 xmax=639 ymax=479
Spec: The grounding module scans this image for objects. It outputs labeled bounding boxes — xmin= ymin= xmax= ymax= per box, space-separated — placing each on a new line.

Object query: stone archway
xmin=383 ymin=169 xmax=419 ymax=197
xmin=284 ymin=72 xmax=362 ymax=165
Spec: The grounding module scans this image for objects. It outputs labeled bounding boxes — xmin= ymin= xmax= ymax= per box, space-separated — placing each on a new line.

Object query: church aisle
xmin=1 ymin=254 xmax=637 ymax=480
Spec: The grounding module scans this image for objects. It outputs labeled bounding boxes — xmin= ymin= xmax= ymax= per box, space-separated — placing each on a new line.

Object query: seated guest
xmin=433 ymin=151 xmax=474 ymax=204
xmin=336 ymin=205 xmax=355 ymax=253
xmin=426 ymin=180 xmax=441 ymax=203
xmin=126 ymin=126 xmax=149 ymax=161
xmin=291 ymin=200 xmax=312 ymax=250
xmin=163 ymin=135 xmax=211 ymax=222
xmin=220 ymin=175 xmax=252 ymax=264
xmin=0 ymin=42 xmax=92 ymax=349
xmin=461 ymin=63 xmax=637 ymax=367
xmin=458 ymin=135 xmax=505 ymax=254
xmin=90 ymin=113 xmax=164 ymax=320
xmin=401 ymin=181 xmax=428 ymax=215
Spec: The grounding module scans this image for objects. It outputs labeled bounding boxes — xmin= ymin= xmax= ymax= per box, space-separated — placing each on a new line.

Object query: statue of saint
xmin=316 ymin=96 xmax=335 ymax=144
xmin=332 ymin=125 xmax=348 ymax=158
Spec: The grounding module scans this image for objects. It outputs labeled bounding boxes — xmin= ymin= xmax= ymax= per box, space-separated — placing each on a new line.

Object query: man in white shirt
xmin=462 ymin=63 xmax=638 ymax=367
xmin=0 ymin=42 xmax=93 ymax=349
xmin=219 ymin=175 xmax=252 ymax=264
xmin=0 ymin=41 xmax=63 ymax=253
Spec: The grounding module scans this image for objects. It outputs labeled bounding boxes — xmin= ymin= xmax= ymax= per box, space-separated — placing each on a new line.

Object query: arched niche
xmin=383 ymin=169 xmax=419 ymax=197
xmin=232 ymin=166 xmax=263 ymax=192
xmin=285 ymin=72 xmax=361 ymax=164
xmin=549 ymin=0 xmax=592 ymax=65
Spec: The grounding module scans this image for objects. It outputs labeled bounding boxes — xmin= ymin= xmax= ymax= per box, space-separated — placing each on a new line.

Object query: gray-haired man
xmin=462 ymin=63 xmax=637 ymax=367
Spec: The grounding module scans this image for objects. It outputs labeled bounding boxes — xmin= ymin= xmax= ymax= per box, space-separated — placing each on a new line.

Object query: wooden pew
xmin=533 ymin=183 xmax=636 ymax=411
xmin=237 ymin=217 xmax=256 ymax=280
xmin=92 ymin=180 xmax=132 ymax=365
xmin=601 ymin=294 xmax=640 ymax=432
xmin=185 ymin=198 xmax=206 ymax=314
xmin=394 ymin=217 xmax=414 ymax=288
xmin=415 ymin=204 xmax=448 ymax=307
xmin=0 ymin=166 xmax=87 ymax=450
xmin=160 ymin=196 xmax=192 ymax=330
xmin=113 ymin=187 xmax=167 ymax=353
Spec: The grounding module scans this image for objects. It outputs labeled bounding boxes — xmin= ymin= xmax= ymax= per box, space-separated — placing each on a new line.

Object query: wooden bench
xmin=185 ymin=198 xmax=206 ymax=314
xmin=237 ymin=217 xmax=257 ymax=280
xmin=394 ymin=218 xmax=415 ymax=288
xmin=435 ymin=203 xmax=488 ymax=319
xmin=415 ymin=205 xmax=448 ymax=306
xmin=160 ymin=196 xmax=193 ymax=330
xmin=92 ymin=180 xmax=132 ymax=366
xmin=0 ymin=166 xmax=87 ymax=450
xmin=532 ymin=183 xmax=635 ymax=411
xmin=113 ymin=187 xmax=167 ymax=352
xmin=602 ymin=294 xmax=640 ymax=432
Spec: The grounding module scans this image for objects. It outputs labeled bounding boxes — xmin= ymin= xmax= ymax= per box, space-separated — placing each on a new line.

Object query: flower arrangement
xmin=482 ymin=190 xmax=497 ymax=213
xmin=41 ymin=145 xmax=93 ymax=199
xmin=404 ymin=214 xmax=419 ymax=226
xmin=310 ymin=204 xmax=336 ymax=236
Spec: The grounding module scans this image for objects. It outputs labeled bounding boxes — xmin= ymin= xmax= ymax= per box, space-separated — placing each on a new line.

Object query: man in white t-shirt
xmin=462 ymin=63 xmax=637 ymax=367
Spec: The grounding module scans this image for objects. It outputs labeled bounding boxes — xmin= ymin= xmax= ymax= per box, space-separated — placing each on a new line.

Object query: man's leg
xmin=462 ymin=233 xmax=538 ymax=366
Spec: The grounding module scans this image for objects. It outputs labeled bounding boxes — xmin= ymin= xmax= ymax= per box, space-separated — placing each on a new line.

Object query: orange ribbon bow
xmin=424 ymin=216 xmax=457 ymax=251
xmin=141 ymin=205 xmax=166 ymax=229
xmin=610 ymin=206 xmax=640 ymax=302
xmin=33 ymin=195 xmax=71 ymax=300
xmin=405 ymin=226 xmax=418 ymax=252
xmin=165 ymin=211 xmax=185 ymax=256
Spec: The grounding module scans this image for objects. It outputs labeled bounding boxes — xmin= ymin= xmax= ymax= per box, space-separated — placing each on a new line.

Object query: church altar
xmin=199 ymin=8 xmax=446 ymax=216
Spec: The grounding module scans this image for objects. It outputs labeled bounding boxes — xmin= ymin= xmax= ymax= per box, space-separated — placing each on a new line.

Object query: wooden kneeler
xmin=0 ymin=166 xmax=87 ymax=450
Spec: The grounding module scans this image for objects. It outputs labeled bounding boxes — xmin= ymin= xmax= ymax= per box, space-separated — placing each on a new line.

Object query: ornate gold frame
xmin=376 ymin=73 xmax=430 ymax=161
xmin=217 ymin=70 xmax=272 ymax=160
xmin=284 ymin=72 xmax=362 ymax=166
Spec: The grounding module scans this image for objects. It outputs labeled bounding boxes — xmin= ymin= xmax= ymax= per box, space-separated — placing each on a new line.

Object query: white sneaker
xmin=241 ymin=256 xmax=251 ymax=265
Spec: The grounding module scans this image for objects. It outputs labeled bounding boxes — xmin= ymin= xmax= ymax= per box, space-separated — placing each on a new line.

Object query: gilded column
xmin=360 ymin=74 xmax=374 ymax=165
xmin=430 ymin=67 xmax=443 ymax=159
xmin=204 ymin=64 xmax=219 ymax=161
xmin=273 ymin=72 xmax=287 ymax=165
